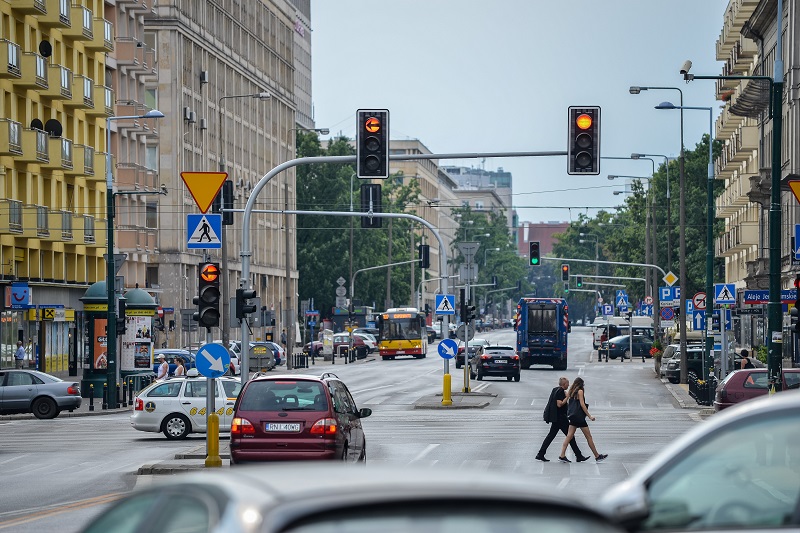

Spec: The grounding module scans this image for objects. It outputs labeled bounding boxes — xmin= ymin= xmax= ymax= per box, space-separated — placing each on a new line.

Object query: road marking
xmin=0 ymin=454 xmax=28 ymax=466
xmin=0 ymin=492 xmax=125 ymax=530
xmin=556 ymin=478 xmax=570 ymax=489
xmin=411 ymin=443 xmax=439 ymax=462
xmin=499 ymin=398 xmax=518 ymax=406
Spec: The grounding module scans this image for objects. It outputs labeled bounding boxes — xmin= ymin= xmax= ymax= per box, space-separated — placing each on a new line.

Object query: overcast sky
xmin=311 ymin=1 xmax=726 ymax=224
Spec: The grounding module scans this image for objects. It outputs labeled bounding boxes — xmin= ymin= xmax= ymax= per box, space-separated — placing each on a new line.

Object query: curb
xmin=413 ymin=391 xmax=496 ymax=410
xmin=137 ymin=462 xmax=218 ymax=475
xmin=0 ymin=406 xmax=133 ymax=421
xmin=662 ymin=379 xmax=715 ymax=416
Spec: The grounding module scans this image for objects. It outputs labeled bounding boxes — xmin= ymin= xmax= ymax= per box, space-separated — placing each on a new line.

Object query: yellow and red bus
xmin=376 ymin=307 xmax=427 ymax=360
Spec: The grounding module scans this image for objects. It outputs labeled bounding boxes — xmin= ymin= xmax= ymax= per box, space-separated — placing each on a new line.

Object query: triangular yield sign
xmin=180 ymin=172 xmax=228 ymax=213
xmin=789 ymin=179 xmax=800 ymax=205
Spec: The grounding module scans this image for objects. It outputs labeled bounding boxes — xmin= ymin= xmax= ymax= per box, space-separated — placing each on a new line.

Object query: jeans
xmin=538 ymin=417 xmax=584 ymax=458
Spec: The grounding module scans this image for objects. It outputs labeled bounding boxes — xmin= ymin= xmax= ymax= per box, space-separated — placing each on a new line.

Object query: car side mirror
xmin=602 ymin=480 xmax=649 ymax=528
xmin=358 ymin=407 xmax=372 ymax=418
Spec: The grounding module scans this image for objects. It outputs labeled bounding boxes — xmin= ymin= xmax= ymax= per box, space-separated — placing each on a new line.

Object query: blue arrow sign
xmin=693 ymin=310 xmax=706 ymax=331
xmin=195 ymin=343 xmax=231 ymax=378
xmin=438 ymin=338 xmax=458 ymax=359
xmin=641 ymin=304 xmax=653 ymax=316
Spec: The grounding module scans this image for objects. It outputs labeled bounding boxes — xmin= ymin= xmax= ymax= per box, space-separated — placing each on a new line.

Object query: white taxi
xmin=130 ymin=369 xmax=243 ymax=439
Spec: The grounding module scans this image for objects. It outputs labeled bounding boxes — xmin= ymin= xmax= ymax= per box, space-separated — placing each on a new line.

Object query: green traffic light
xmin=530 ymin=258 xmax=539 ymax=265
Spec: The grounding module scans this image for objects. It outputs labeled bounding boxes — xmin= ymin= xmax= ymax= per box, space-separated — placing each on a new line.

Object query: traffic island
xmin=413 ymin=391 xmax=496 ymax=409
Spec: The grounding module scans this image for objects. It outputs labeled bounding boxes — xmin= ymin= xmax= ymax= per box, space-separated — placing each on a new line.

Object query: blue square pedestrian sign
xmin=187 ymin=214 xmax=222 ymax=249
xmin=434 ymin=294 xmax=456 ymax=315
xmin=714 ymin=283 xmax=736 ymax=305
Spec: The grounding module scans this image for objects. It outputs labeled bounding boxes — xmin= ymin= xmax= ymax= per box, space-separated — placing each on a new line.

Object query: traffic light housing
xmin=561 ymin=264 xmax=570 ymax=281
xmin=711 ymin=311 xmax=721 ymax=333
xmin=195 ymin=262 xmax=221 ymax=328
xmin=466 ymin=304 xmax=477 ymax=321
xmin=529 ymin=241 xmax=540 ymax=266
xmin=576 ymin=276 xmax=583 ymax=288
xmin=212 ymin=180 xmax=234 ymax=226
xmin=567 ymin=106 xmax=601 ymax=175
xmin=357 ymin=109 xmax=389 ymax=179
xmin=116 ymin=298 xmax=127 ymax=335
xmin=563 ymin=282 xmax=570 ymax=294
xmin=492 ymin=275 xmax=498 ymax=288
xmin=418 ymin=244 xmax=430 ymax=269
xmin=424 ymin=303 xmax=431 ymax=317
xmin=235 ymin=287 xmax=257 ymax=321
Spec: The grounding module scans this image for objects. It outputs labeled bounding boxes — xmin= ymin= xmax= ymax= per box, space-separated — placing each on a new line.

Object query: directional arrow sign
xmin=693 ymin=310 xmax=706 ymax=331
xmin=692 ymin=292 xmax=707 ymax=310
xmin=195 ymin=343 xmax=230 ymax=378
xmin=438 ymin=338 xmax=458 ymax=359
xmin=180 ymin=171 xmax=228 ymax=214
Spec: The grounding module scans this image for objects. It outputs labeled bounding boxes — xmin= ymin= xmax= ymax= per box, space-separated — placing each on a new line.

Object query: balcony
xmin=41 ymin=64 xmax=72 ymax=100
xmin=34 ymin=205 xmax=49 ymax=239
xmin=118 ymin=227 xmax=157 ymax=253
xmin=40 ymin=0 xmax=71 ymax=29
xmin=0 ymin=40 xmax=21 ymax=79
xmin=44 ymin=210 xmax=65 ymax=242
xmin=86 ymin=85 xmax=113 ymax=116
xmin=144 ymin=168 xmax=158 ymax=190
xmin=93 ymin=152 xmax=109 ymax=182
xmin=63 ymin=5 xmax=93 ymax=41
xmin=729 ymin=125 xmax=758 ymax=163
xmin=67 ymin=144 xmax=95 ymax=177
xmin=10 ymin=0 xmax=46 ymax=15
xmin=19 ymin=129 xmax=49 ymax=163
xmin=716 ymin=222 xmax=758 ymax=257
xmin=86 ymin=19 xmax=114 ymax=52
xmin=113 ymin=102 xmax=145 ymax=131
xmin=64 ymin=75 xmax=94 ymax=109
xmin=0 ymin=119 xmax=23 ymax=156
xmin=21 ymin=204 xmax=44 ymax=238
xmin=114 ymin=38 xmax=146 ymax=74
xmin=60 ymin=211 xmax=73 ymax=241
xmin=727 ymin=37 xmax=758 ymax=74
xmin=42 ymin=137 xmax=73 ymax=170
xmin=142 ymin=45 xmax=156 ymax=76
xmin=17 ymin=53 xmax=48 ymax=89
xmin=0 ymin=200 xmax=23 ymax=235
xmin=74 ymin=215 xmax=99 ymax=245
xmin=117 ymin=163 xmax=145 ymax=189
xmin=716 ymin=0 xmax=760 ymax=60
xmin=716 ymin=174 xmax=752 ymax=217
xmin=715 ymin=104 xmax=743 ymax=139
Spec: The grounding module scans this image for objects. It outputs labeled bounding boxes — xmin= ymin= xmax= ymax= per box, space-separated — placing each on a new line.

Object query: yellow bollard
xmin=205 ymin=413 xmax=223 ymax=467
xmin=441 ymin=373 xmax=452 ymax=405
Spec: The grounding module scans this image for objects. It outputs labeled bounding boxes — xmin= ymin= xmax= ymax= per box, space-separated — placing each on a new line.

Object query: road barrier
xmin=688 ymin=372 xmax=717 ymax=406
xmin=291 ymin=352 xmax=309 ymax=368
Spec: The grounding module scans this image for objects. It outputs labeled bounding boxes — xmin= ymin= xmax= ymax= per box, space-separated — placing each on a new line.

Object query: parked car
xmin=262 ymin=341 xmax=285 ymax=365
xmin=302 ymin=340 xmax=324 ymax=358
xmin=663 ymin=346 xmax=724 ymax=383
xmin=470 ymin=345 xmax=520 ymax=381
xmin=352 ymin=327 xmax=379 ymax=338
xmin=713 ymin=368 xmax=800 ymax=411
xmin=230 ymin=372 xmax=371 ymax=463
xmin=0 ymin=369 xmax=81 ymax=419
xmin=332 ymin=333 xmax=368 ymax=355
xmin=425 ymin=326 xmax=437 ymax=343
xmin=152 ymin=349 xmax=196 ymax=376
xmin=353 ymin=332 xmax=377 ymax=353
xmin=601 ymin=390 xmax=800 ymax=532
xmin=599 ymin=335 xmax=653 ymax=360
xmin=80 ymin=463 xmax=626 ymax=533
xmin=130 ymin=370 xmax=242 ymax=439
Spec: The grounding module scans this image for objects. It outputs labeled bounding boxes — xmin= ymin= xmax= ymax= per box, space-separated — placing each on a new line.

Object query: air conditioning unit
xmin=199 ymin=118 xmax=207 ymax=130
xmin=200 ymin=70 xmax=209 ymax=84
xmin=183 ymin=107 xmax=191 ymax=121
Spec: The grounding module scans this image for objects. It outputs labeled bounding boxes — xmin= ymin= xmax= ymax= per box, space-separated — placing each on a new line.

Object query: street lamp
xmin=656 ymin=101 xmax=715 ymax=382
xmin=579 ymin=233 xmax=599 ymax=281
xmin=609 ymin=174 xmax=654 ymax=299
xmin=217 ymin=92 xmax=271 ymax=348
xmin=105 ymin=109 xmax=165 ymax=409
xmin=632 ymin=152 xmax=673 ymax=270
xmin=484 ymin=247 xmax=501 ymax=265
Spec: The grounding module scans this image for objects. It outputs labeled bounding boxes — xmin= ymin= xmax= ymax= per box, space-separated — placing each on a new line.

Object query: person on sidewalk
xmin=558 ymin=377 xmax=608 ymax=463
xmin=174 ymin=357 xmax=185 ymax=377
xmin=156 ymin=354 xmax=169 ymax=380
xmin=14 ymin=341 xmax=25 ymax=369
xmin=536 ymin=377 xmax=588 ymax=462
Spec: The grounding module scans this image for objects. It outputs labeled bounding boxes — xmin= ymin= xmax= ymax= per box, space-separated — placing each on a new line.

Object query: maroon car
xmin=230 ymin=373 xmax=371 ymax=463
xmin=713 ymin=368 xmax=800 ymax=411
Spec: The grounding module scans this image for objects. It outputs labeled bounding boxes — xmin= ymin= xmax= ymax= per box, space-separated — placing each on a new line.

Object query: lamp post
xmin=633 ymin=152 xmax=673 ymax=270
xmin=217 ymin=92 xmax=270 ymax=348
xmin=105 ymin=109 xmax=165 ymax=409
xmin=578 ymin=233 xmax=599 ymax=279
xmin=483 ymin=247 xmax=500 ymax=265
xmin=630 ymin=84 xmax=687 ymax=382
xmin=609 ymin=174 xmax=654 ymax=299
xmin=656 ymin=102 xmax=714 ymax=383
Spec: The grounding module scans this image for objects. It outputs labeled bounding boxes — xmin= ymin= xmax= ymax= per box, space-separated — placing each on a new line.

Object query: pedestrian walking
xmin=740 ymin=348 xmax=755 ymax=369
xmin=536 ymin=377 xmax=589 ymax=462
xmin=14 ymin=341 xmax=25 ymax=369
xmin=174 ymin=357 xmax=185 ymax=377
xmin=281 ymin=329 xmax=287 ymax=348
xmin=558 ymin=377 xmax=607 ymax=463
xmin=156 ymin=354 xmax=169 ymax=380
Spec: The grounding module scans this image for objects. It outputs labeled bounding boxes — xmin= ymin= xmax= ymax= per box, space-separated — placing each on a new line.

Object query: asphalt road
xmin=0 ymin=326 xmax=701 ymax=532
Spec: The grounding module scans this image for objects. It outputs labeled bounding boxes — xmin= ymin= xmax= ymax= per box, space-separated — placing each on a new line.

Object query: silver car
xmin=601 ymin=390 xmax=800 ymax=531
xmin=0 ymin=369 xmax=81 ymax=419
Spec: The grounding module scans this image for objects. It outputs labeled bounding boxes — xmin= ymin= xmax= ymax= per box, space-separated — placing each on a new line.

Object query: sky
xmin=310 ymin=1 xmax=727 ymax=224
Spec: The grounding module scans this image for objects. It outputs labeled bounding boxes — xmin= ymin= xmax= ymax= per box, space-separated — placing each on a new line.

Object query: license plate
xmin=265 ymin=423 xmax=300 ymax=432
xmin=494 ymin=359 xmax=506 ymax=364
xmin=396 ymin=350 xmax=405 ymax=354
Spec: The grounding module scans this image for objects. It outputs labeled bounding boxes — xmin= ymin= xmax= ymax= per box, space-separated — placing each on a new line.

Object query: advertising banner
xmin=121 ymin=316 xmax=153 ymax=371
xmin=93 ymin=318 xmax=108 ymax=370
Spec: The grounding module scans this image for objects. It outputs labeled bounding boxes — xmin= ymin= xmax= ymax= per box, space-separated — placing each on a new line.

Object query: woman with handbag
xmin=558 ymin=377 xmax=608 ymax=463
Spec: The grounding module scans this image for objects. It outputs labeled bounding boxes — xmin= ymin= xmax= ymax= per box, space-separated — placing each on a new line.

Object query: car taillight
xmin=718 ymin=389 xmax=727 ymax=401
xmin=310 ymin=418 xmax=337 ymax=435
xmin=512 ymin=355 xmax=519 ymax=360
xmin=231 ymin=417 xmax=255 ymax=436
xmin=135 ymin=398 xmax=143 ymax=411
xmin=610 ymin=343 xmax=617 ymax=349
xmin=67 ymin=385 xmax=80 ymax=395
xmin=480 ymin=354 xmax=490 ymax=360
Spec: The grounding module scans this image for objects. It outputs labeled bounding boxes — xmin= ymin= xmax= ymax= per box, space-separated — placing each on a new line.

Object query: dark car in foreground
xmin=80 ymin=463 xmax=626 ymax=533
xmin=470 ymin=345 xmax=520 ymax=381
xmin=0 ymin=369 xmax=81 ymax=419
xmin=230 ymin=372 xmax=371 ymax=463
xmin=599 ymin=335 xmax=653 ymax=360
xmin=713 ymin=368 xmax=800 ymax=411
xmin=601 ymin=391 xmax=800 ymax=532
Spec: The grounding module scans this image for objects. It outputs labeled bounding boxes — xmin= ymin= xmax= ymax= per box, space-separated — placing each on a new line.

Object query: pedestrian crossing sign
xmin=714 ymin=283 xmax=736 ymax=305
xmin=187 ymin=214 xmax=222 ymax=249
xmin=434 ymin=294 xmax=456 ymax=315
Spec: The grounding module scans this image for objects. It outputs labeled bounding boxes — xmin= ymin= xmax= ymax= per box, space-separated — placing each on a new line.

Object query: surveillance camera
xmin=160 ymin=184 xmax=168 ymax=194
xmin=680 ymin=60 xmax=692 ymax=75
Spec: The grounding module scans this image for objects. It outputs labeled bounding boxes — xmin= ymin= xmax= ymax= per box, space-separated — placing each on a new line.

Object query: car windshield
xmin=239 ymin=380 xmax=329 ymax=411
xmin=380 ymin=317 xmax=423 ymax=341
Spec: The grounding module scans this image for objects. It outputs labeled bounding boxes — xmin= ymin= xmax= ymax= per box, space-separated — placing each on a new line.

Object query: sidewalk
xmin=0 ymin=399 xmax=132 ymax=421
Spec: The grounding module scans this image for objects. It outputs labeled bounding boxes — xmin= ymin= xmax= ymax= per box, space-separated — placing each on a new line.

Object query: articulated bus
xmin=376 ymin=307 xmax=427 ymax=360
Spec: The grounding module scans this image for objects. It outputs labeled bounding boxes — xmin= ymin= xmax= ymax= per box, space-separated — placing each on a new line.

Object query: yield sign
xmin=788 ymin=179 xmax=800 ymax=205
xmin=180 ymin=171 xmax=228 ymax=213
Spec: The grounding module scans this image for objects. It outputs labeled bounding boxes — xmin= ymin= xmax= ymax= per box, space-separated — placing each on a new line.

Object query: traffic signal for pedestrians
xmin=576 ymin=276 xmax=583 ymax=288
xmin=360 ymin=183 xmax=382 ymax=228
xmin=418 ymin=244 xmax=430 ymax=269
xmin=567 ymin=106 xmax=601 ymax=175
xmin=561 ymin=264 xmax=570 ymax=281
xmin=357 ymin=109 xmax=389 ymax=179
xmin=235 ymin=287 xmax=257 ymax=321
xmin=193 ymin=263 xmax=221 ymax=328
xmin=529 ymin=241 xmax=540 ymax=266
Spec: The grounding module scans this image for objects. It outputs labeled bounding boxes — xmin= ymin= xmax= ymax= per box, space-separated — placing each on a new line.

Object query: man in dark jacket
xmin=536 ymin=376 xmax=588 ymax=462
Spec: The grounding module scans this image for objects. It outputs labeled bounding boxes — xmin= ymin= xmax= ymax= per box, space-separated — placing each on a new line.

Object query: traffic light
xmin=466 ymin=304 xmax=477 ymax=321
xmin=360 ymin=183 xmax=382 ymax=229
xmin=235 ymin=287 xmax=257 ymax=321
xmin=211 ymin=180 xmax=233 ymax=225
xmin=357 ymin=109 xmax=389 ymax=179
xmin=424 ymin=303 xmax=431 ymax=317
xmin=116 ymin=298 xmax=127 ymax=335
xmin=529 ymin=241 xmax=540 ymax=266
xmin=194 ymin=262 xmax=221 ymax=328
xmin=576 ymin=276 xmax=583 ymax=288
xmin=567 ymin=106 xmax=601 ymax=175
xmin=561 ymin=264 xmax=570 ymax=281
xmin=563 ymin=282 xmax=570 ymax=294
xmin=418 ymin=244 xmax=430 ymax=269
xmin=711 ymin=311 xmax=721 ymax=333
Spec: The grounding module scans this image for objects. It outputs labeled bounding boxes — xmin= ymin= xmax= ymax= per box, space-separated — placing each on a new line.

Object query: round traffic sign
xmin=195 ymin=343 xmax=231 ymax=378
xmin=693 ymin=292 xmax=707 ymax=310
xmin=660 ymin=307 xmax=675 ymax=321
xmin=644 ymin=296 xmax=653 ymax=305
xmin=438 ymin=338 xmax=458 ymax=360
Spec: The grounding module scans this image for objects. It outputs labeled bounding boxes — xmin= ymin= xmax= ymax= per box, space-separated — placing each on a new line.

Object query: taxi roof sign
xmin=180 ymin=172 xmax=228 ymax=213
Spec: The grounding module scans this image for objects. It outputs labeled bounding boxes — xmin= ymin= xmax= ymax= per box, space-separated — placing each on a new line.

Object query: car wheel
xmin=624 ymin=350 xmax=632 ymax=360
xmin=514 ymin=374 xmax=521 ymax=382
xmin=32 ymin=397 xmax=58 ymax=419
xmin=358 ymin=446 xmax=366 ymax=463
xmin=162 ymin=414 xmax=190 ymax=439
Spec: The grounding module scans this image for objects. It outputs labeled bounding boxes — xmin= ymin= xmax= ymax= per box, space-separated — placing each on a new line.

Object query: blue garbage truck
xmin=515 ymin=298 xmax=570 ymax=370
